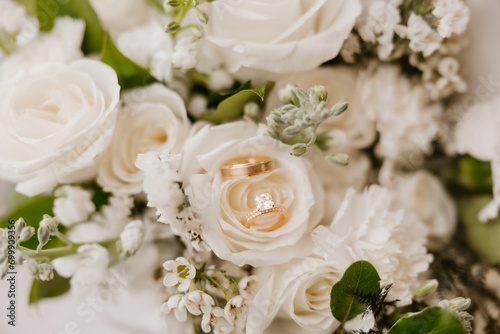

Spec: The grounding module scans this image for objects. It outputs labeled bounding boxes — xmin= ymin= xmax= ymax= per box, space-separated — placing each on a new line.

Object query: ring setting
xmin=221 ymin=156 xmax=276 ymax=179
xmin=241 ymin=193 xmax=288 ymax=232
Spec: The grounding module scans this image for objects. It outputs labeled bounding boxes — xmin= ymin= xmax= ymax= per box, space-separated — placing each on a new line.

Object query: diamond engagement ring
xmin=241 ymin=193 xmax=289 ymax=232
xmin=221 ymin=156 xmax=276 ymax=179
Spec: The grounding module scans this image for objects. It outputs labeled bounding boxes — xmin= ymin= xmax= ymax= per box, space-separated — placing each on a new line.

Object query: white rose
xmin=247 ymin=257 xmax=374 ymax=334
xmin=247 ymin=258 xmax=340 ymax=334
xmin=201 ymin=0 xmax=362 ymax=73
xmin=392 ymin=171 xmax=457 ymax=250
xmin=0 ymin=59 xmax=120 ymax=196
xmin=97 ymin=84 xmax=190 ymax=194
xmin=266 ymin=66 xmax=377 ymax=150
xmin=0 ymin=17 xmax=85 ymax=80
xmin=184 ymin=121 xmax=324 ymax=267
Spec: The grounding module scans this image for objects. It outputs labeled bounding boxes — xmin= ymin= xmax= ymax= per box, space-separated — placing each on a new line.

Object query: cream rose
xmin=201 ymin=0 xmax=362 ymax=73
xmin=97 ymin=84 xmax=190 ymax=194
xmin=184 ymin=121 xmax=324 ymax=267
xmin=0 ymin=59 xmax=120 ymax=196
xmin=247 ymin=258 xmax=341 ymax=334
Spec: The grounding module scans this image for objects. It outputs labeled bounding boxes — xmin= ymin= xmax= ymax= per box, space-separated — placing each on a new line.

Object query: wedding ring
xmin=221 ymin=156 xmax=276 ymax=179
xmin=241 ymin=193 xmax=289 ymax=232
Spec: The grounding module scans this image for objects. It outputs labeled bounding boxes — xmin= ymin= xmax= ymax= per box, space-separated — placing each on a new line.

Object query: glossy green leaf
xmin=34 ymin=0 xmax=106 ymax=54
xmin=387 ymin=307 xmax=465 ymax=334
xmin=101 ymin=35 xmax=157 ymax=90
xmin=452 ymin=155 xmax=492 ymax=191
xmin=29 ymin=270 xmax=71 ymax=304
xmin=330 ymin=261 xmax=381 ymax=323
xmin=0 ymin=192 xmax=64 ymax=250
xmin=459 ymin=195 xmax=500 ymax=263
xmin=200 ymin=81 xmax=274 ymax=124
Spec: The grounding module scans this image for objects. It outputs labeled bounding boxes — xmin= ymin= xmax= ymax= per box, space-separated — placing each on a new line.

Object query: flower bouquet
xmin=0 ymin=0 xmax=499 ymax=333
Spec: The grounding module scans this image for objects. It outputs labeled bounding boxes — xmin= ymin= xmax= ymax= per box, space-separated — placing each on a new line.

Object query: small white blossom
xmin=118 ymin=220 xmax=145 ymax=257
xmin=432 ymin=0 xmax=470 ymax=38
xmin=395 ymin=13 xmax=442 ymax=57
xmin=188 ymin=94 xmax=208 ymax=118
xmin=224 ymin=295 xmax=246 ymax=326
xmin=163 ymin=291 xmax=215 ymax=332
xmin=39 ymin=215 xmax=59 ymax=235
xmin=53 ymin=185 xmax=96 ymax=226
xmin=136 ymin=152 xmax=184 ymax=225
xmin=163 ymin=257 xmax=196 ymax=292
xmin=238 ymin=275 xmax=258 ymax=299
xmin=161 ymin=294 xmax=187 ymax=321
xmin=211 ymin=307 xmax=234 ymax=334
xmin=52 ymin=243 xmax=110 ymax=290
xmin=358 ymin=1 xmax=402 ymax=59
xmin=172 ymin=37 xmax=197 ymax=70
xmin=38 ymin=263 xmax=54 ymax=281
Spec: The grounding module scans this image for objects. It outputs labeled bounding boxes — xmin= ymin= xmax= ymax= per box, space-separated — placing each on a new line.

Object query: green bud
xmin=290 ymin=143 xmax=308 ymax=156
xmin=40 ymin=214 xmax=59 ymax=235
xmin=278 ymin=85 xmax=295 ymax=105
xmin=413 ymin=279 xmax=438 ymax=297
xmin=191 ymin=25 xmax=203 ymax=38
xmin=197 ymin=10 xmax=208 ymax=24
xmin=190 ymin=0 xmax=199 ymax=6
xmin=37 ymin=226 xmax=50 ymax=251
xmin=326 ymin=153 xmax=349 ymax=166
xmin=268 ymin=111 xmax=286 ymax=126
xmin=332 ymin=101 xmax=348 ymax=116
xmin=14 ymin=218 xmax=26 ymax=236
xmin=166 ymin=21 xmax=181 ymax=33
xmin=450 ymin=297 xmax=471 ymax=311
xmin=312 ymin=85 xmax=328 ymax=101
xmin=19 ymin=226 xmax=35 ymax=242
xmin=167 ymin=0 xmax=181 ymax=6
xmin=257 ymin=124 xmax=279 ymax=139
xmin=308 ymin=89 xmax=320 ymax=105
xmin=283 ymin=125 xmax=301 ymax=137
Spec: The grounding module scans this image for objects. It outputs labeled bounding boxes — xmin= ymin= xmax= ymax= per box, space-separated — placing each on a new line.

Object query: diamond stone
xmin=254 ymin=193 xmax=274 ymax=210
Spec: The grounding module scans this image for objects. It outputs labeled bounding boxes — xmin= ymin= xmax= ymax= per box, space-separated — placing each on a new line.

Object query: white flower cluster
xmin=345 ymin=0 xmax=470 ymax=99
xmin=0 ymin=0 xmax=478 ymax=332
xmin=161 ymin=257 xmax=255 ymax=333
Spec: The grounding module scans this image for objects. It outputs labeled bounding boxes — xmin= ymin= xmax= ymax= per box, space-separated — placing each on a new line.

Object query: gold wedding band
xmin=241 ymin=193 xmax=289 ymax=232
xmin=221 ymin=156 xmax=276 ymax=179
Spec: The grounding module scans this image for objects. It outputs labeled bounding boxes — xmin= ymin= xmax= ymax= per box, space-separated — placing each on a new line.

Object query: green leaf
xmin=0 ymin=192 xmax=64 ymax=250
xmin=34 ymin=0 xmax=106 ymax=54
xmin=29 ymin=270 xmax=71 ymax=304
xmin=449 ymin=155 xmax=492 ymax=191
xmin=330 ymin=260 xmax=381 ymax=323
xmin=200 ymin=81 xmax=274 ymax=124
xmin=387 ymin=307 xmax=465 ymax=334
xmin=459 ymin=195 xmax=500 ymax=263
xmin=101 ymin=35 xmax=158 ymax=90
